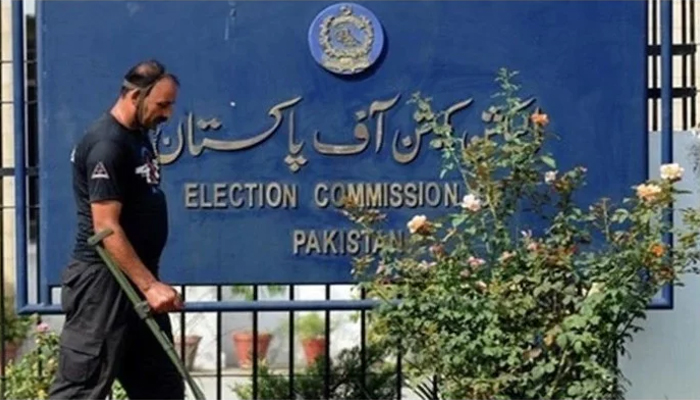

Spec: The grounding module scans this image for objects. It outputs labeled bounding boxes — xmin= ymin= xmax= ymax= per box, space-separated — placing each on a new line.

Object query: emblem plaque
xmin=308 ymin=3 xmax=385 ymax=75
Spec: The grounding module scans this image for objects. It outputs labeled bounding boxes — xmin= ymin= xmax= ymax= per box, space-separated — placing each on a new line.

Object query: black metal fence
xmin=1 ymin=1 xmax=698 ymax=399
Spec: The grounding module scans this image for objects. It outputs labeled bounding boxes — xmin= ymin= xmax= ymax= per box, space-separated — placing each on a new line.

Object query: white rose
xmin=460 ymin=194 xmax=481 ymax=212
xmin=636 ymin=183 xmax=662 ymax=202
xmin=660 ymin=163 xmax=684 ymax=182
xmin=467 ymin=256 xmax=485 ymax=268
xmin=544 ymin=170 xmax=558 ymax=184
xmin=499 ymin=251 xmax=516 ymax=263
xmin=407 ymin=215 xmax=428 ymax=234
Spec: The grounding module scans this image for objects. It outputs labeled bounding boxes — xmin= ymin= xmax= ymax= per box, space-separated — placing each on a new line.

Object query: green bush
xmin=343 ymin=69 xmax=700 ymax=399
xmin=3 ymin=321 xmax=59 ymax=400
xmin=2 ymin=297 xmax=32 ymax=346
xmin=3 ymin=320 xmax=128 ymax=400
xmin=232 ymin=344 xmax=397 ymax=399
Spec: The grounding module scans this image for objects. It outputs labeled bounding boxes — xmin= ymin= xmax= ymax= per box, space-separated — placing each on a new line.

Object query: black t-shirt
xmin=71 ymin=113 xmax=168 ymax=272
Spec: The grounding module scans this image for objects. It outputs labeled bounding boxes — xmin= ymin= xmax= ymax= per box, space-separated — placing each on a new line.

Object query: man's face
xmin=138 ymin=77 xmax=178 ymax=130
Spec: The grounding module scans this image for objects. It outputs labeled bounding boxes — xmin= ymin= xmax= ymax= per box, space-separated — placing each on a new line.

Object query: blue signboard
xmin=37 ymin=1 xmax=647 ymax=289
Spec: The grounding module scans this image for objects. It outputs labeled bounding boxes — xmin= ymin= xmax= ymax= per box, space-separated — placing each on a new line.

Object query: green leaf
xmin=532 ymin=365 xmax=546 ymax=379
xmin=544 ymin=363 xmax=556 ymax=374
xmin=541 ymin=155 xmax=557 ymax=169
xmin=452 ymin=214 xmax=468 ymax=228
xmin=567 ymin=384 xmax=581 ymax=397
xmin=612 ymin=209 xmax=630 ymax=223
xmin=566 ymin=315 xmax=586 ymax=329
xmin=556 ymin=333 xmax=568 ymax=348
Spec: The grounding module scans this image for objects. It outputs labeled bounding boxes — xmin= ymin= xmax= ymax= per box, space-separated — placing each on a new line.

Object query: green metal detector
xmin=88 ymin=229 xmax=206 ymax=400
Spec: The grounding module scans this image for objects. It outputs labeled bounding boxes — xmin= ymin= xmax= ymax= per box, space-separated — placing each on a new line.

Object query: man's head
xmin=114 ymin=59 xmax=179 ymax=131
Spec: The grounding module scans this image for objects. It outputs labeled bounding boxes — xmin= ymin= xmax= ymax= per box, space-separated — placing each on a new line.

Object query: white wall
xmin=619 ymin=130 xmax=700 ymax=400
xmin=1 ymin=0 xmax=17 ymax=297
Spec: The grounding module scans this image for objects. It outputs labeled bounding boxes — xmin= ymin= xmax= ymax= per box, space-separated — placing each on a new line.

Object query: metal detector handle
xmin=88 ymin=229 xmax=206 ymax=400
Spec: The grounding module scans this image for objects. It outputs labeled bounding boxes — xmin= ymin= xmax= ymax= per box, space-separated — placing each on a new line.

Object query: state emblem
xmin=308 ymin=3 xmax=385 ymax=75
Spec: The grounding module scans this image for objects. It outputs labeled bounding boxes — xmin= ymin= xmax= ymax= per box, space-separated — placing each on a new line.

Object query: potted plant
xmin=172 ymin=312 xmax=205 ymax=371
xmin=173 ymin=333 xmax=202 ymax=371
xmin=296 ymin=313 xmax=327 ymax=366
xmin=1 ymin=296 xmax=31 ymax=369
xmin=230 ymin=285 xmax=286 ymax=369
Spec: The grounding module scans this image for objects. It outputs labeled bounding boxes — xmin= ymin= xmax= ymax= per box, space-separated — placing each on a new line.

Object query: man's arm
xmin=91 ymin=200 xmax=181 ymax=312
xmin=85 ymin=140 xmax=181 ymax=313
xmin=91 ymin=200 xmax=155 ymax=291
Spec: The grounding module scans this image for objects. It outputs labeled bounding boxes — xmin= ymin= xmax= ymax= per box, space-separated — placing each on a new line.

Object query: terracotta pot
xmin=173 ymin=335 xmax=202 ymax=370
xmin=232 ymin=331 xmax=272 ymax=369
xmin=1 ymin=341 xmax=19 ymax=370
xmin=301 ymin=337 xmax=326 ymax=366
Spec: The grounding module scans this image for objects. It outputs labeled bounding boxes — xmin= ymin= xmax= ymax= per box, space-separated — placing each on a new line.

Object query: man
xmin=49 ymin=59 xmax=185 ymax=399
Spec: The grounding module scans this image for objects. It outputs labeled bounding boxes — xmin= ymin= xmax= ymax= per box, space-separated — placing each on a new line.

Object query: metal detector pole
xmin=88 ymin=229 xmax=206 ymax=400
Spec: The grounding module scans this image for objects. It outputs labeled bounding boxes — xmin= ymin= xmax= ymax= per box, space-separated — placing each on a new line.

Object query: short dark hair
xmin=119 ymin=59 xmax=179 ymax=96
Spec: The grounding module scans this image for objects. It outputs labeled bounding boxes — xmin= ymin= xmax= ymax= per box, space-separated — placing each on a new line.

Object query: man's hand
xmin=144 ymin=281 xmax=183 ymax=313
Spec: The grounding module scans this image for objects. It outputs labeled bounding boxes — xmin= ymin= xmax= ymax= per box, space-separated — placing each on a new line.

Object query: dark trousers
xmin=48 ymin=260 xmax=185 ymax=400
